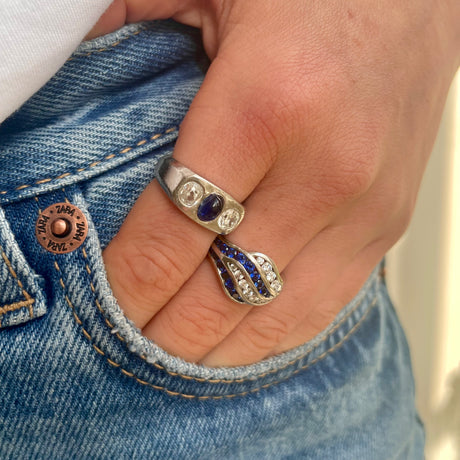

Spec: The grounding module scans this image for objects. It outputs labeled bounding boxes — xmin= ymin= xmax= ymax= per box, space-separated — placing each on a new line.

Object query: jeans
xmin=0 ymin=20 xmax=424 ymax=459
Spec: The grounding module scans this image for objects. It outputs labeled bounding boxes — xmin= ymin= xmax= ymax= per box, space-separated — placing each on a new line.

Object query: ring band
xmin=155 ymin=155 xmax=245 ymax=234
xmin=209 ymin=236 xmax=283 ymax=306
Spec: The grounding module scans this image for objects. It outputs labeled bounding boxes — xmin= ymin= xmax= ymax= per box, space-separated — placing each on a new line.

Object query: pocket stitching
xmin=56 ymin=255 xmax=378 ymax=399
xmin=67 ymin=28 xmax=145 ymax=62
xmin=79 ymin=239 xmax=382 ymax=384
xmin=0 ymin=127 xmax=177 ymax=196
xmin=0 ymin=244 xmax=35 ymax=325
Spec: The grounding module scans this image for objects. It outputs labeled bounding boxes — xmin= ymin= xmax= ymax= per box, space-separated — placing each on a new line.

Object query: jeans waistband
xmin=0 ymin=21 xmax=208 ymax=206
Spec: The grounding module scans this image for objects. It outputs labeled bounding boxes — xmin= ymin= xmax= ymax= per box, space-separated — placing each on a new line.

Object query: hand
xmin=99 ymin=0 xmax=460 ymax=366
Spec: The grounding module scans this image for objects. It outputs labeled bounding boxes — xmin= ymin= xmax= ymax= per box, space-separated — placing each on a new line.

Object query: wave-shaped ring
xmin=209 ymin=236 xmax=284 ymax=306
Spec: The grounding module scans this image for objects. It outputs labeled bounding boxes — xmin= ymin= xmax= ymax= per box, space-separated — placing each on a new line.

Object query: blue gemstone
xmin=227 ymin=248 xmax=236 ymax=258
xmin=236 ymin=253 xmax=247 ymax=264
xmin=244 ymin=261 xmax=256 ymax=273
xmin=217 ymin=262 xmax=227 ymax=274
xmin=224 ymin=278 xmax=237 ymax=296
xmin=197 ymin=194 xmax=224 ymax=222
xmin=259 ymin=287 xmax=269 ymax=296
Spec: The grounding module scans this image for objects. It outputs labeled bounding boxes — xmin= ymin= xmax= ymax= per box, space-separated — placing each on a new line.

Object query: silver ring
xmin=155 ymin=156 xmax=245 ymax=234
xmin=209 ymin=236 xmax=283 ymax=306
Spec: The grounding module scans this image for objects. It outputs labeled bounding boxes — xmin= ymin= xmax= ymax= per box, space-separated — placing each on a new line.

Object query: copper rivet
xmin=50 ymin=218 xmax=71 ymax=238
xmin=35 ymin=202 xmax=88 ymax=254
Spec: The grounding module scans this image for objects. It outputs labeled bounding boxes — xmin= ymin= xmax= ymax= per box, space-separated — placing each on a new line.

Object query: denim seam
xmin=0 ymin=127 xmax=178 ymax=196
xmin=81 ymin=232 xmax=383 ymax=384
xmin=0 ymin=245 xmax=34 ymax=324
xmin=67 ymin=28 xmax=146 ymax=62
xmin=46 ymin=189 xmax=381 ymax=394
xmin=80 ymin=247 xmax=125 ymax=344
xmin=55 ymin=255 xmax=379 ymax=399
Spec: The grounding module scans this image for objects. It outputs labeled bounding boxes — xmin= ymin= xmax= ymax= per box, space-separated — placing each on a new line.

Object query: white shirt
xmin=0 ymin=0 xmax=112 ymax=123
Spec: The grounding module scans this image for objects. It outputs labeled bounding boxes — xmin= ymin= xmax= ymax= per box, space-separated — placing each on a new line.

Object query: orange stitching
xmin=58 ymin=190 xmax=381 ymax=386
xmin=0 ymin=245 xmax=34 ymax=318
xmin=93 ymin=344 xmax=105 ymax=356
xmin=0 ymin=299 xmax=35 ymax=315
xmin=34 ymin=197 xmax=42 ymax=214
xmin=1 ymin=127 xmax=178 ymax=195
xmin=81 ymin=227 xmax=381 ymax=383
xmin=81 ymin=249 xmax=123 ymax=340
xmin=54 ymin=256 xmax=379 ymax=398
xmin=94 ymin=257 xmax=378 ymax=384
xmin=66 ymin=30 xmax=142 ymax=62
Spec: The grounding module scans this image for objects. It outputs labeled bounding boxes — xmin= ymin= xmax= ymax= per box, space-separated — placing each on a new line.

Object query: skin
xmin=93 ymin=0 xmax=460 ymax=367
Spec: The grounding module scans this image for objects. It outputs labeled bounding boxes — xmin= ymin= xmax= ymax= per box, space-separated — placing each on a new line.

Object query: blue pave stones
xmin=244 ymin=260 xmax=256 ymax=274
xmin=236 ymin=252 xmax=247 ymax=265
xmin=210 ymin=236 xmax=282 ymax=305
xmin=197 ymin=194 xmax=224 ymax=222
xmin=224 ymin=278 xmax=234 ymax=290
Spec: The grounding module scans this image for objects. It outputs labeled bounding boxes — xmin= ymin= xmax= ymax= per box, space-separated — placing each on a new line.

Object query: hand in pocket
xmin=101 ymin=0 xmax=460 ymax=366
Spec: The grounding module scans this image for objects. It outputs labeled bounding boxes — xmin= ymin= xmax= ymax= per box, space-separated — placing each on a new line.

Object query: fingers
xmin=139 ymin=150 xmax=335 ymax=360
xmin=141 ymin=191 xmax=376 ymax=365
xmin=200 ymin=230 xmax=383 ymax=367
xmin=139 ymin=120 xmax=383 ymax=361
xmin=103 ymin=180 xmax=212 ymax=327
xmin=103 ymin=51 xmax=281 ymax=328
xmin=268 ymin=240 xmax=386 ymax=356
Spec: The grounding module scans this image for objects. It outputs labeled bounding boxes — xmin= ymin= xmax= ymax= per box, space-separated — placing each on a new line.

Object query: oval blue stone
xmin=197 ymin=194 xmax=224 ymax=221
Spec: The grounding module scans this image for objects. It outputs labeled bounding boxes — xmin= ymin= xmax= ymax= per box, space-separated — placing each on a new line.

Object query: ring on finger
xmin=155 ymin=155 xmax=245 ymax=234
xmin=209 ymin=236 xmax=284 ymax=306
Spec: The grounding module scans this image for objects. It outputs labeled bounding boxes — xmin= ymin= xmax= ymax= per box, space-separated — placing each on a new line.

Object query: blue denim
xmin=0 ymin=21 xmax=424 ymax=459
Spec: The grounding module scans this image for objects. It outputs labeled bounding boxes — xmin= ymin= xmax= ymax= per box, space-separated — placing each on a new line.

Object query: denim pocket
xmin=44 ymin=165 xmax=386 ymax=400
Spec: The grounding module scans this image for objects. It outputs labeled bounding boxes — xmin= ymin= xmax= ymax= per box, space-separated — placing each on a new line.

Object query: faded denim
xmin=0 ymin=21 xmax=424 ymax=459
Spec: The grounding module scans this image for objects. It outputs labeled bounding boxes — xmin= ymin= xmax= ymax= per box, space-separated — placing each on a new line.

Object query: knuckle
xmin=162 ymin=298 xmax=230 ymax=358
xmin=239 ymin=312 xmax=291 ymax=355
xmin=117 ymin=238 xmax=184 ymax=303
xmin=228 ymin=78 xmax=311 ymax=174
xmin=310 ymin=146 xmax=378 ymax=210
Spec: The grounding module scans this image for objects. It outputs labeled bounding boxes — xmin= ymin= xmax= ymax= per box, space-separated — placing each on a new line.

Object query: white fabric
xmin=0 ymin=0 xmax=112 ymax=123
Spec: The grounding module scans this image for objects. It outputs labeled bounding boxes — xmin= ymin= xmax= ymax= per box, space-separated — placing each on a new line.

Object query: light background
xmin=387 ymin=70 xmax=460 ymax=459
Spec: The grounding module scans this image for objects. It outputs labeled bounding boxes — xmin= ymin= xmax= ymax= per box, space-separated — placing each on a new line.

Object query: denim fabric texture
xmin=0 ymin=21 xmax=424 ymax=459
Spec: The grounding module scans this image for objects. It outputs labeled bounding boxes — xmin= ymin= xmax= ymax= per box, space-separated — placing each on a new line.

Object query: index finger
xmin=103 ymin=52 xmax=278 ymax=328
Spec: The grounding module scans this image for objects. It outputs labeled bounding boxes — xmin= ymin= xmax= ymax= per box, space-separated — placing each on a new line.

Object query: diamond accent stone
xmin=266 ymin=271 xmax=276 ymax=282
xmin=177 ymin=180 xmax=204 ymax=207
xmin=233 ymin=269 xmax=242 ymax=279
xmin=262 ymin=262 xmax=272 ymax=273
xmin=256 ymin=257 xmax=265 ymax=265
xmin=238 ymin=280 xmax=249 ymax=290
xmin=218 ymin=208 xmax=240 ymax=232
xmin=271 ymin=280 xmax=282 ymax=292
